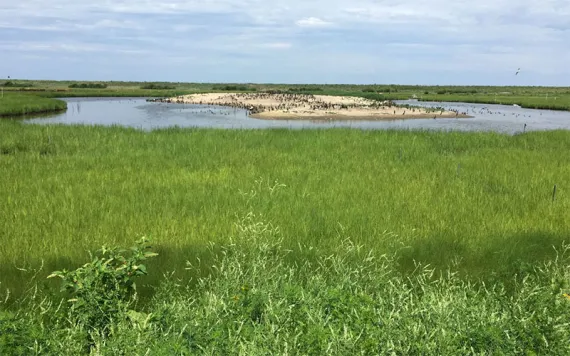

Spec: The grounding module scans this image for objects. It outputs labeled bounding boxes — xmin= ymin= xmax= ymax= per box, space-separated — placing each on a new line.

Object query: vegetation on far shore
xmin=0 ymin=92 xmax=67 ymax=117
xmin=68 ymin=83 xmax=107 ymax=89
xmin=1 ymin=80 xmax=569 ymax=118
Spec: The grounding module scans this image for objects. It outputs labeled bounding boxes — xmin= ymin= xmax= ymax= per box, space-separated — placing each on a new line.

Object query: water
xmin=22 ymin=97 xmax=570 ymax=134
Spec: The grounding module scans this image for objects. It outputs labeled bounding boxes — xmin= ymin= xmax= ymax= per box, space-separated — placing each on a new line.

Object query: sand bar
xmin=160 ymin=93 xmax=469 ymax=120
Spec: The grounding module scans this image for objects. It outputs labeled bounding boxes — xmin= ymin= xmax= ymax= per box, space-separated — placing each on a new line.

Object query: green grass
xmin=3 ymin=80 xmax=570 ymax=111
xmin=1 ymin=121 xmax=570 ymax=353
xmin=0 ymin=92 xmax=67 ymax=117
xmin=397 ymin=93 xmax=570 ymax=111
xmin=2 ymin=228 xmax=570 ymax=354
xmin=2 ymin=80 xmax=570 ymax=121
xmin=1 ymin=121 xmax=569 ymax=299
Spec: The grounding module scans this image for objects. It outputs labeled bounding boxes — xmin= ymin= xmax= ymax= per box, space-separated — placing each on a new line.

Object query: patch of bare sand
xmin=167 ymin=93 xmax=469 ymax=120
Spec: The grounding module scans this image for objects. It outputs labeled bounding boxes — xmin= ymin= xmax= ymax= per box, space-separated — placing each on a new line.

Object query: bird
xmin=515 ymin=68 xmax=521 ymax=75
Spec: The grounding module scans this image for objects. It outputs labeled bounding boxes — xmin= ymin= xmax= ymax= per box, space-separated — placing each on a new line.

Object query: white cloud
xmin=76 ymin=19 xmax=142 ymax=30
xmin=260 ymin=42 xmax=292 ymax=49
xmin=1 ymin=0 xmax=569 ymax=84
xmin=295 ymin=17 xmax=332 ymax=27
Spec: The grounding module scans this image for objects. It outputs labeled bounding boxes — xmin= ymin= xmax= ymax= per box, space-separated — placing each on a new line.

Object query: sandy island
xmin=158 ymin=93 xmax=469 ymax=120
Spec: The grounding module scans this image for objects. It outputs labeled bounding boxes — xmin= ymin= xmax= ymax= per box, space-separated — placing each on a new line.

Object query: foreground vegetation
xmin=2 ymin=232 xmax=570 ymax=354
xmin=1 ymin=121 xmax=569 ymax=353
xmin=1 ymin=122 xmax=569 ymax=294
xmin=0 ymin=92 xmax=67 ymax=117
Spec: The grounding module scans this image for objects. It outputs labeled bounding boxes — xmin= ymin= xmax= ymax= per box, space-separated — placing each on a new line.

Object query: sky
xmin=1 ymin=1 xmax=569 ymax=85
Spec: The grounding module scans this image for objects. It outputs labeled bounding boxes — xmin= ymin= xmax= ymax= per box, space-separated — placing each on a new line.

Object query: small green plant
xmin=48 ymin=237 xmax=157 ymax=332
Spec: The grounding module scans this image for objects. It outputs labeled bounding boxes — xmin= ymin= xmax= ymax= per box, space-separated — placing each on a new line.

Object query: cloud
xmin=0 ymin=0 xmax=569 ymax=84
xmin=260 ymin=42 xmax=292 ymax=49
xmin=295 ymin=17 xmax=332 ymax=27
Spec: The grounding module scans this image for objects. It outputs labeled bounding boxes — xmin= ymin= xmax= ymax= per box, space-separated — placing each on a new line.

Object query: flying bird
xmin=515 ymin=68 xmax=520 ymax=75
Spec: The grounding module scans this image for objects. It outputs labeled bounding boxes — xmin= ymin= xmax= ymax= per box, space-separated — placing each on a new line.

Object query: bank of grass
xmin=5 ymin=80 xmax=570 ymax=111
xmin=1 ymin=121 xmax=569 ymax=297
xmin=2 ymin=233 xmax=570 ymax=354
xmin=400 ymin=93 xmax=570 ymax=111
xmin=0 ymin=92 xmax=67 ymax=117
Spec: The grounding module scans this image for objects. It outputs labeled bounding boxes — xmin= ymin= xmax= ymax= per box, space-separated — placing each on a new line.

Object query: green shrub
xmin=48 ymin=237 xmax=157 ymax=333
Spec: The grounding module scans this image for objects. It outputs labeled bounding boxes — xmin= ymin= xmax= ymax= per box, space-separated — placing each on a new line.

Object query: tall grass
xmin=0 ymin=92 xmax=67 ymax=117
xmin=1 ymin=121 xmax=569 ymax=299
xmin=1 ymin=216 xmax=570 ymax=354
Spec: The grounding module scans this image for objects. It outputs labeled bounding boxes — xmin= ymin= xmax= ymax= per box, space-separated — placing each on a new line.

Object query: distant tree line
xmin=2 ymin=81 xmax=31 ymax=87
xmin=287 ymin=86 xmax=323 ymax=92
xmin=212 ymin=85 xmax=257 ymax=91
xmin=69 ymin=83 xmax=108 ymax=89
xmin=436 ymin=89 xmax=478 ymax=95
xmin=361 ymin=87 xmax=398 ymax=93
xmin=140 ymin=83 xmax=177 ymax=90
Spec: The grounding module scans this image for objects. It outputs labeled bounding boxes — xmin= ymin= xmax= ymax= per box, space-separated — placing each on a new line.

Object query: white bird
xmin=515 ymin=68 xmax=521 ymax=75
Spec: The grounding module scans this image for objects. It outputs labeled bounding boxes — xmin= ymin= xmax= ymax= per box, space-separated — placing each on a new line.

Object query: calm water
xmin=22 ymin=97 xmax=570 ymax=134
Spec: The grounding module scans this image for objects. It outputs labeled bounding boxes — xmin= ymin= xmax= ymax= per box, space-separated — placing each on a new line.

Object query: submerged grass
xmin=0 ymin=92 xmax=67 ymax=117
xmin=1 ymin=121 xmax=569 ymax=299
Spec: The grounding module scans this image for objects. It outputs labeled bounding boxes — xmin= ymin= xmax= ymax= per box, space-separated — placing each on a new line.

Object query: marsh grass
xmin=1 ymin=215 xmax=570 ymax=354
xmin=4 ymin=80 xmax=570 ymax=112
xmin=1 ymin=121 xmax=569 ymax=300
xmin=405 ymin=93 xmax=570 ymax=111
xmin=0 ymin=92 xmax=67 ymax=117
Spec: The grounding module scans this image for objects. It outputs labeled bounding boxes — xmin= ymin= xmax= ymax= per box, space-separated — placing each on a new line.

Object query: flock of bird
xmin=148 ymin=93 xmax=400 ymax=116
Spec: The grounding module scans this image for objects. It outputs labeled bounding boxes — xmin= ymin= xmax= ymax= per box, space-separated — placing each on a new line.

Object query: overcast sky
xmin=1 ymin=1 xmax=569 ymax=85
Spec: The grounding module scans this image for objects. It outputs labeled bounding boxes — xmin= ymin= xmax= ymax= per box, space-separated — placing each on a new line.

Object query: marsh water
xmin=22 ymin=97 xmax=570 ymax=134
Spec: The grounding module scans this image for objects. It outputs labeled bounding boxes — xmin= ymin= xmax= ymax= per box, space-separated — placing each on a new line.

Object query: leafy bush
xmin=48 ymin=237 xmax=157 ymax=333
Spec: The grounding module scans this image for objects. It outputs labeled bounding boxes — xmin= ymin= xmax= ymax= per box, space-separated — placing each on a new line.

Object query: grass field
xmin=1 ymin=122 xmax=570 ymax=353
xmin=1 ymin=82 xmax=570 ymax=353
xmin=3 ymin=234 xmax=570 ymax=354
xmin=1 ymin=121 xmax=569 ymax=296
xmin=0 ymin=92 xmax=67 ymax=117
